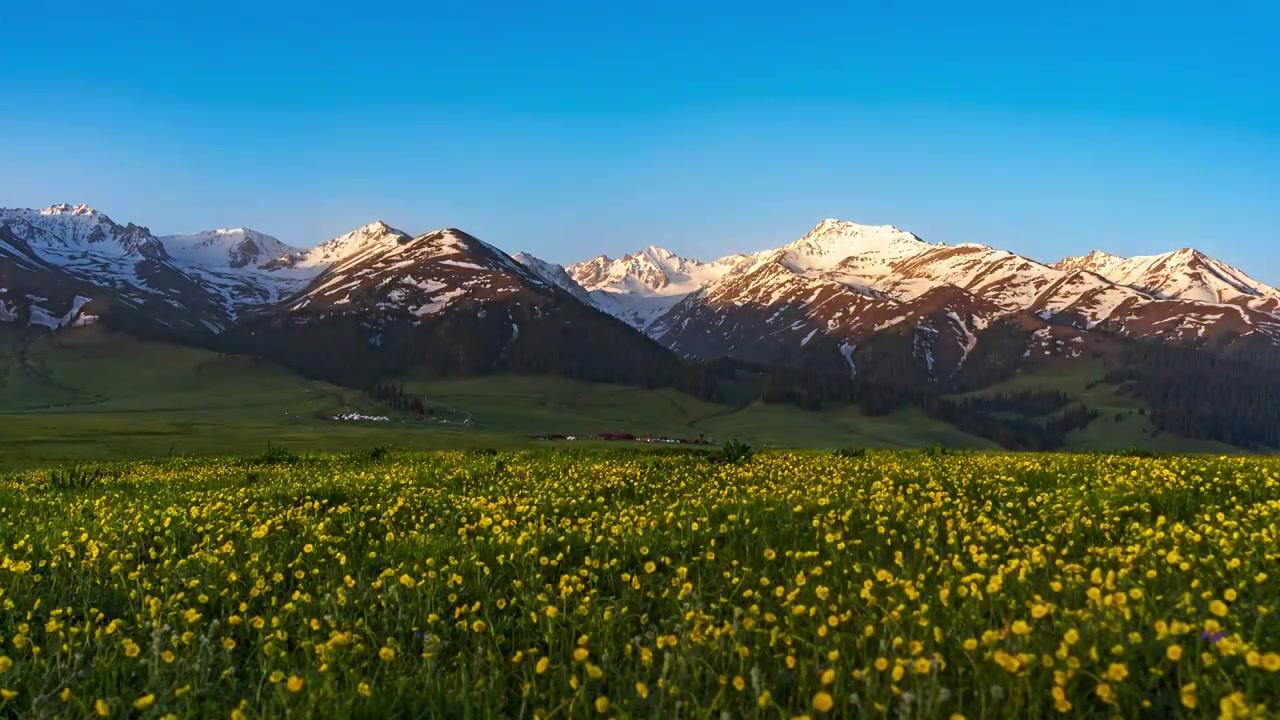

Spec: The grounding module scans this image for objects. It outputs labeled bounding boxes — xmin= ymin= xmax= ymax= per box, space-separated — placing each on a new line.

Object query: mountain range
xmin=542 ymin=219 xmax=1280 ymax=378
xmin=3 ymin=203 xmax=1278 ymax=436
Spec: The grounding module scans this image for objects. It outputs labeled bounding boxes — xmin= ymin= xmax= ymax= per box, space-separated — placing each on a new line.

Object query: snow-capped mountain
xmin=282 ymin=228 xmax=543 ymax=317
xmin=5 ymin=202 xmax=1278 ymax=389
xmin=0 ymin=203 xmax=166 ymax=260
xmin=0 ymin=203 xmax=679 ymax=388
xmin=1055 ymin=248 xmax=1280 ymax=307
xmin=0 ymin=204 xmax=242 ymax=333
xmin=564 ymin=246 xmax=751 ymax=330
xmin=159 ymin=228 xmax=302 ymax=270
xmin=512 ymin=252 xmax=598 ymax=307
xmin=566 ymin=219 xmax=1280 ymax=378
xmin=274 ymin=221 xmax=413 ymax=271
xmin=225 ymin=227 xmax=680 ymax=386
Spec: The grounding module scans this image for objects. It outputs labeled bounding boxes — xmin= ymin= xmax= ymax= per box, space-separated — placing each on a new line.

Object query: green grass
xmin=955 ymin=361 xmax=1245 ymax=454
xmin=0 ymin=328 xmax=506 ymax=468
xmin=405 ymin=375 xmax=995 ymax=450
xmin=0 ymin=328 xmax=993 ymax=469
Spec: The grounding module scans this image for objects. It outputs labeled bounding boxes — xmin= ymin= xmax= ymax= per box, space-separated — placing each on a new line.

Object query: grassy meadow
xmin=0 ymin=449 xmax=1277 ymax=718
xmin=0 ymin=329 xmax=991 ymax=470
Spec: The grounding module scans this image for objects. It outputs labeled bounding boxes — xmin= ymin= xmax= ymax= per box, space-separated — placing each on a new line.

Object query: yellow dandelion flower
xmin=1051 ymin=685 xmax=1073 ymax=713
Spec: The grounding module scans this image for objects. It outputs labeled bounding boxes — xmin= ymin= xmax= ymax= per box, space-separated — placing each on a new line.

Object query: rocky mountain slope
xmin=0 ymin=204 xmax=681 ymax=387
xmin=5 ymin=203 xmax=1277 ymax=393
xmin=524 ymin=219 xmax=1280 ymax=381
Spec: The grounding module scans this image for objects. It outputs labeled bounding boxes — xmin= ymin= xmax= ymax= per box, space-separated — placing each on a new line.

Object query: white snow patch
xmin=439 ymin=259 xmax=486 ymax=271
xmin=331 ymin=412 xmax=389 ymax=422
xmin=411 ymin=288 xmax=467 ymax=316
xmin=838 ymin=340 xmax=857 ymax=378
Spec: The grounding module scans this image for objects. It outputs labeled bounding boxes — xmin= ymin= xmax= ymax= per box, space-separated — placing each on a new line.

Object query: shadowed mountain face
xmin=5 ymin=204 xmax=1279 ymax=393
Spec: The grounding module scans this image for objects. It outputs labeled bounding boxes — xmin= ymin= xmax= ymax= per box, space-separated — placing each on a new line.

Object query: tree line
xmin=1104 ymin=342 xmax=1280 ymax=449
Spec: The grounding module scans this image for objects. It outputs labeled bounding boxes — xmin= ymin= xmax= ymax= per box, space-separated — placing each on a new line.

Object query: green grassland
xmin=0 ymin=328 xmax=992 ymax=469
xmin=954 ymin=361 xmax=1243 ymax=455
xmin=401 ymin=375 xmax=996 ymax=450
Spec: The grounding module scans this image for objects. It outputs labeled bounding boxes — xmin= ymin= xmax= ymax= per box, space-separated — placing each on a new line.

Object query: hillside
xmin=1 ymin=205 xmax=686 ymax=390
xmin=0 ymin=328 xmax=1000 ymax=468
xmin=5 ymin=202 xmax=1280 ymax=453
xmin=541 ymin=220 xmax=1280 ymax=382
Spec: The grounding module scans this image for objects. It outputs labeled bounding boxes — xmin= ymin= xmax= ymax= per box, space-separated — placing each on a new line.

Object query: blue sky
xmin=1 ymin=1 xmax=1276 ymax=280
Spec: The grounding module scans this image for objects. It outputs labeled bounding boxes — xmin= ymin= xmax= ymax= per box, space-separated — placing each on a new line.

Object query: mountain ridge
xmin=5 ymin=202 xmax=1278 ymax=389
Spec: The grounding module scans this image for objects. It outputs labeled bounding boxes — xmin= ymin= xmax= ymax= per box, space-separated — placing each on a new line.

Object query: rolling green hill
xmin=952 ymin=361 xmax=1244 ymax=455
xmin=2 ymin=327 xmax=1262 ymax=470
xmin=0 ymin=327 xmax=996 ymax=468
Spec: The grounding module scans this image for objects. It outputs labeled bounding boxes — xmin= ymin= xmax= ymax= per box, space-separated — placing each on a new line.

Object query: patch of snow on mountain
xmin=412 ymin=288 xmax=467 ymax=316
xmin=27 ymin=295 xmax=93 ymax=330
xmin=947 ymin=310 xmax=978 ymax=367
xmin=838 ymin=340 xmax=857 ymax=378
xmin=439 ymin=259 xmax=488 ymax=271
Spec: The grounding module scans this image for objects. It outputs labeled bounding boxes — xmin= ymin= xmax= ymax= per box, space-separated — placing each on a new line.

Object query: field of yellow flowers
xmin=1 ymin=448 xmax=1278 ymax=718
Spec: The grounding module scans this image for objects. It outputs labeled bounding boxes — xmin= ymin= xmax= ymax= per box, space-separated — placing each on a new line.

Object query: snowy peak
xmin=778 ymin=219 xmax=932 ymax=276
xmin=1055 ymin=247 xmax=1279 ymax=304
xmin=0 ymin=204 xmax=165 ymax=259
xmin=283 ymin=225 xmax=562 ymax=323
xmin=287 ymin=221 xmax=412 ymax=270
xmin=567 ymin=245 xmax=737 ymax=296
xmin=562 ymin=245 xmax=753 ymax=332
xmin=1054 ymin=249 xmax=1133 ymax=277
xmin=159 ymin=228 xmax=302 ymax=270
xmin=42 ymin=202 xmax=104 ymax=218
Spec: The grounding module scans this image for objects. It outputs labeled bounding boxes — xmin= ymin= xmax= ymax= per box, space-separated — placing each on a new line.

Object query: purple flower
xmin=1201 ymin=630 xmax=1225 ymax=645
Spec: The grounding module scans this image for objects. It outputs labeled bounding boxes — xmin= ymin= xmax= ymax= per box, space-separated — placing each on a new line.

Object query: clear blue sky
xmin=2 ymin=1 xmax=1277 ymax=281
